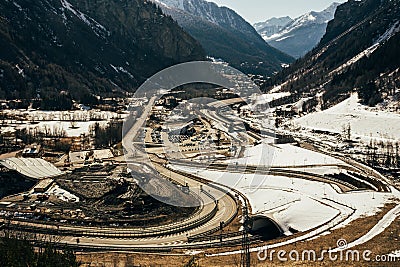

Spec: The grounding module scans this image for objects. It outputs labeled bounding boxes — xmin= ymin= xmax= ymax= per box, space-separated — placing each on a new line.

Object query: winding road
xmin=1 ymin=94 xmax=398 ymax=256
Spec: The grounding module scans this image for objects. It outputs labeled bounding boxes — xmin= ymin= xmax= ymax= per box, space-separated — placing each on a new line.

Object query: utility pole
xmin=241 ymin=206 xmax=251 ymax=267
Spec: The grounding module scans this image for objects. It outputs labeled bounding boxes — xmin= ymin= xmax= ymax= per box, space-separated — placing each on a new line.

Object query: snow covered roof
xmin=0 ymin=157 xmax=63 ymax=180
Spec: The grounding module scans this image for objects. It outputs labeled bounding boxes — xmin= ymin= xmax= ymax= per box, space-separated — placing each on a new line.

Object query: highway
xmin=169 ymin=160 xmax=378 ymax=192
xmin=1 ymin=94 xmax=240 ymax=250
xmin=2 ymin=94 xmax=394 ymax=253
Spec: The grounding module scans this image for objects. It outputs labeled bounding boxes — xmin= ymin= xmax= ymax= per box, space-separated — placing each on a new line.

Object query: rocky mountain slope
xmin=264 ymin=0 xmax=400 ymax=110
xmin=0 ymin=0 xmax=205 ymax=106
xmin=152 ymin=0 xmax=293 ymax=75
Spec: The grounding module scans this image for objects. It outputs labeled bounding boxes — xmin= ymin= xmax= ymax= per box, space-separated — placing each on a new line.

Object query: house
xmin=33 ymin=178 xmax=54 ymax=193
xmin=22 ymin=144 xmax=42 ymax=158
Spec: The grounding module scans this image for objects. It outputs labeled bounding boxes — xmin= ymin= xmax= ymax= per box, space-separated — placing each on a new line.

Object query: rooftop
xmin=0 ymin=157 xmax=63 ymax=180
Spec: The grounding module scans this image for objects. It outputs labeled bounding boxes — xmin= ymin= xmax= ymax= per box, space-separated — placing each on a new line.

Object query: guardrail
xmin=167 ymin=164 xmax=246 ymax=241
xmin=187 ymin=193 xmax=238 ymax=239
xmin=270 ymin=169 xmax=358 ymax=190
xmin=29 ymin=235 xmax=261 ymax=252
xmin=1 ymin=159 xmax=242 ymax=247
xmin=189 ymin=230 xmax=244 ymax=243
xmin=0 ymin=164 xmax=227 ymax=239
xmin=32 ymin=240 xmax=173 ymax=253
xmin=173 ymin=161 xmax=359 ymax=191
xmin=1 ymin=202 xmax=219 ymax=239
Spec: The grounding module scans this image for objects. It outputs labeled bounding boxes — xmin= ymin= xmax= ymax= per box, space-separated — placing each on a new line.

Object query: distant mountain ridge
xmin=152 ymin=0 xmax=294 ymax=75
xmin=254 ymin=16 xmax=293 ymax=39
xmin=265 ymin=0 xmax=400 ymax=110
xmin=255 ymin=3 xmax=340 ymax=58
xmin=0 ymin=0 xmax=205 ymax=106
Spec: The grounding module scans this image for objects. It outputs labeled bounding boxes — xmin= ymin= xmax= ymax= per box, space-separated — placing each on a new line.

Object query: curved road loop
xmin=1 ymin=94 xmax=398 ymax=255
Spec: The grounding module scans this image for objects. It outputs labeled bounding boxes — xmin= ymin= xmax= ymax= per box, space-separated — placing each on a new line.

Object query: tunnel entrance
xmin=249 ymin=215 xmax=283 ymax=241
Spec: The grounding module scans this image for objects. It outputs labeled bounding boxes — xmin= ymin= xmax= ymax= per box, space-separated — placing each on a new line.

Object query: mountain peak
xmin=151 ymin=0 xmax=293 ymax=75
xmin=265 ymin=0 xmax=400 ymax=109
xmin=254 ymin=16 xmax=293 ymax=32
xmin=256 ymin=2 xmax=340 ymax=58
xmin=152 ymin=0 xmax=185 ymax=9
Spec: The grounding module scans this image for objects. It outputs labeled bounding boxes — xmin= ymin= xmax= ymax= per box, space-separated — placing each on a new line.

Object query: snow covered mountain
xmin=151 ymin=0 xmax=293 ymax=75
xmin=253 ymin=16 xmax=293 ymax=39
xmin=257 ymin=3 xmax=340 ymax=59
xmin=154 ymin=0 xmax=260 ymax=37
xmin=264 ymin=0 xmax=400 ymax=111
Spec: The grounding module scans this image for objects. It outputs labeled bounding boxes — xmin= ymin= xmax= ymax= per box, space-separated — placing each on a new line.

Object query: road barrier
xmin=1 ymin=202 xmax=219 ymax=239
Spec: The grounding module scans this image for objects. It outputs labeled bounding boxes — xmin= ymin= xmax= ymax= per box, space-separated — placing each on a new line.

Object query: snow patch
xmin=294 ymin=93 xmax=400 ymax=141
xmin=275 ymin=35 xmax=293 ymax=42
xmin=152 ymin=0 xmax=184 ymax=10
xmin=13 ymin=1 xmax=22 ymax=11
xmin=228 ymin=143 xmax=344 ymax=167
xmin=172 ymin=164 xmax=393 ymax=235
xmin=110 ymin=64 xmax=134 ymax=79
xmin=46 ymin=184 xmax=80 ymax=202
xmin=60 ymin=0 xmax=109 ymax=38
xmin=330 ymin=21 xmax=400 ymax=76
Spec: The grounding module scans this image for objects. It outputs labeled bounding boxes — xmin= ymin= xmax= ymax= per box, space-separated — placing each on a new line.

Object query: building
xmin=69 ymin=149 xmax=114 ymax=166
xmin=33 ymin=178 xmax=54 ymax=193
xmin=0 ymin=157 xmax=63 ymax=180
xmin=22 ymin=144 xmax=42 ymax=158
xmin=0 ymin=158 xmax=63 ymax=198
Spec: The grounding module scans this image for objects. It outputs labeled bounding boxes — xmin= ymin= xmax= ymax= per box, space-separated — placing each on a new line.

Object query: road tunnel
xmin=249 ymin=215 xmax=283 ymax=241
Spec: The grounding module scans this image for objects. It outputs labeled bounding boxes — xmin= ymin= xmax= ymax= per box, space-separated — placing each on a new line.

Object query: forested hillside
xmin=0 ymin=0 xmax=205 ymax=108
xmin=264 ymin=0 xmax=400 ymax=110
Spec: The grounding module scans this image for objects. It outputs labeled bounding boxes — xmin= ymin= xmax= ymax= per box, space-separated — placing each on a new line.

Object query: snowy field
xmin=227 ymin=143 xmax=347 ymax=167
xmin=32 ymin=121 xmax=108 ymax=137
xmin=171 ymin=163 xmax=398 ymax=234
xmin=293 ymin=93 xmax=400 ymax=141
xmin=2 ymin=109 xmax=127 ymax=137
xmin=240 ymin=92 xmax=291 ymax=112
xmin=252 ymin=92 xmax=291 ymax=106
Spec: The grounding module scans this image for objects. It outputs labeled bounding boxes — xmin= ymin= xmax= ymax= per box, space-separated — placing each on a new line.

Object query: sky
xmin=208 ymin=0 xmax=348 ymax=24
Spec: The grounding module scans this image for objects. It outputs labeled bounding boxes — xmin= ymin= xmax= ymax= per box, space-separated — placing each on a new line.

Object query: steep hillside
xmin=0 ymin=0 xmax=205 ymax=106
xmin=152 ymin=0 xmax=293 ymax=76
xmin=264 ymin=0 xmax=400 ymax=110
xmin=259 ymin=3 xmax=339 ymax=58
